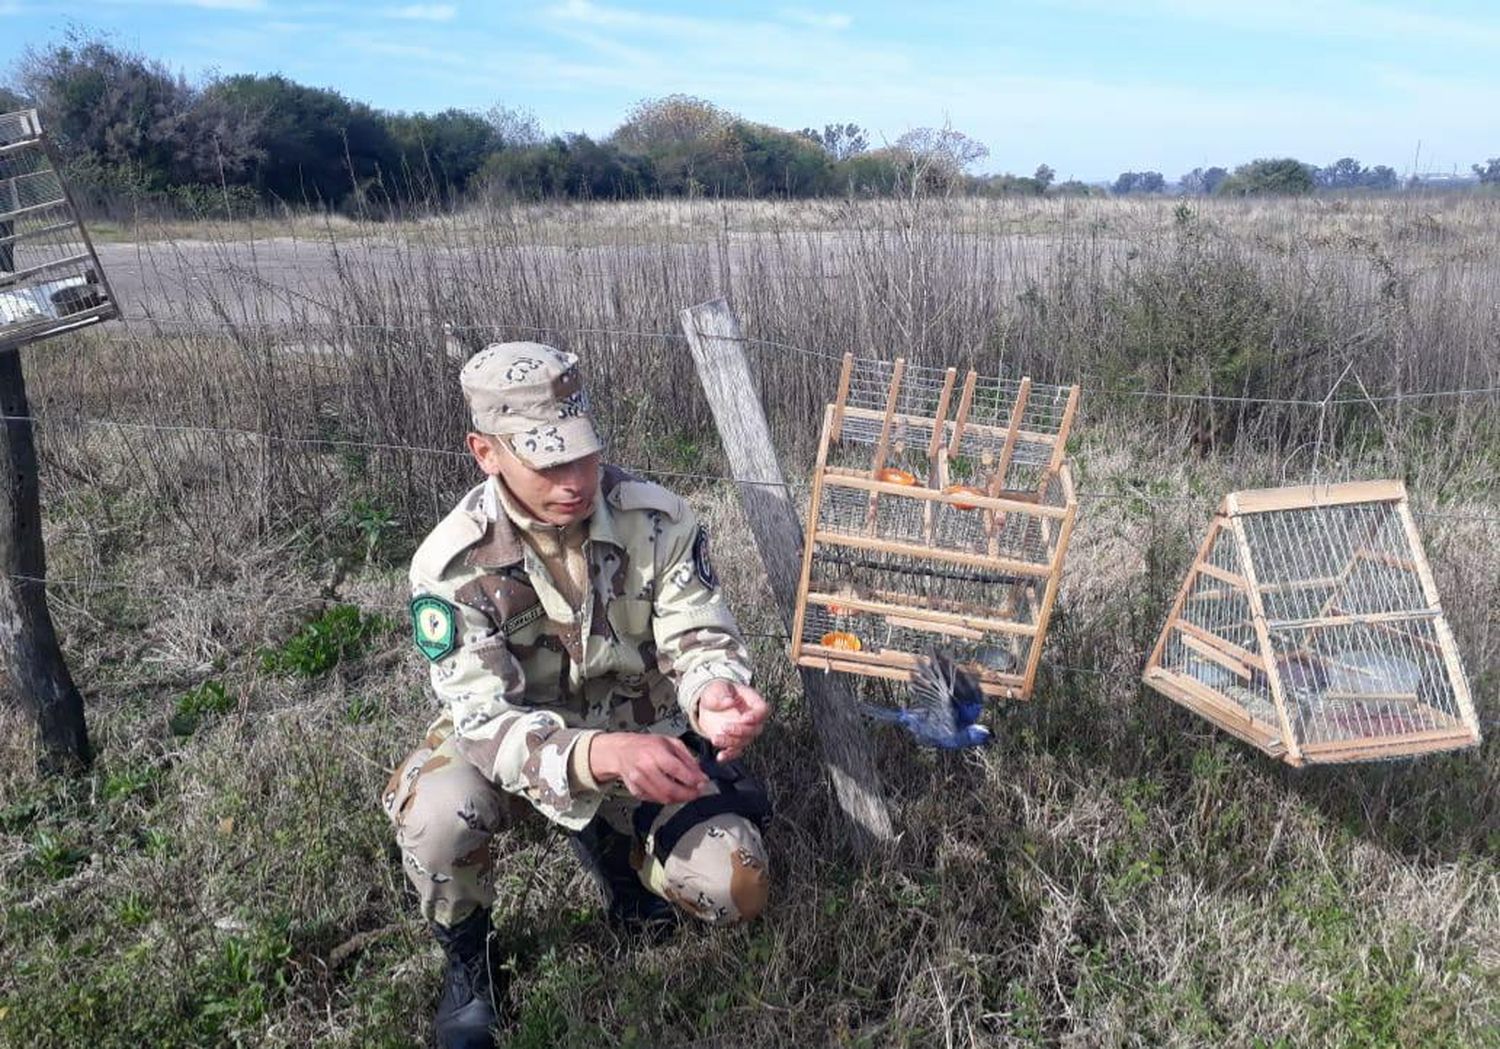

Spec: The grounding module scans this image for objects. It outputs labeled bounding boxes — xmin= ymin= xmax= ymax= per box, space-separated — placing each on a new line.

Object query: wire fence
xmin=48 ymin=313 xmax=1500 ymax=409
xmin=3 ymin=407 xmax=1494 ymax=525
xmin=8 ymin=317 xmax=1494 ymax=701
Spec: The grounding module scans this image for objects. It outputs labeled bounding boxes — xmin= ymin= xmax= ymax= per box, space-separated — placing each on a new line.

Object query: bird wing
xmin=908 ymin=652 xmax=959 ymax=739
xmin=859 ymin=702 xmax=909 ymax=725
xmin=947 ymin=659 xmax=986 ymax=727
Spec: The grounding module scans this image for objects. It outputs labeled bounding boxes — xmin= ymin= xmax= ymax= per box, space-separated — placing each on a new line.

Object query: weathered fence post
xmin=0 ymin=346 xmax=91 ymax=768
xmin=681 ymin=297 xmax=893 ymax=854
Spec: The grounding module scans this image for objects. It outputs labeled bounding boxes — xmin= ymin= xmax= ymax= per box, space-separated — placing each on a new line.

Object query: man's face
xmin=468 ymin=433 xmax=600 ymax=526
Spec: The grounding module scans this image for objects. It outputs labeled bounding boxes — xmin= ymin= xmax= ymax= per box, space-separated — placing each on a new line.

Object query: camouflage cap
xmin=460 ymin=341 xmax=603 ymax=469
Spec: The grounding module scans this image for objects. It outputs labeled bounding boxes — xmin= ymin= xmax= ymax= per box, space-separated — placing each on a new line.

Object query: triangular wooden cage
xmin=0 ymin=109 xmax=117 ymax=349
xmin=791 ymin=353 xmax=1080 ymax=700
xmin=1144 ymin=480 xmax=1481 ymax=765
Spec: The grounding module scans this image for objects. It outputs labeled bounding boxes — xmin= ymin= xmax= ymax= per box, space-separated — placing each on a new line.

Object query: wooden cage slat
xmin=0 ymin=199 xmax=69 ymax=225
xmin=0 ymin=251 xmax=94 ymax=290
xmin=1228 ymin=479 xmax=1406 ymax=514
xmin=843 ymin=405 xmax=1061 ymax=449
xmin=1321 ymin=691 xmax=1419 ymax=705
xmin=991 ymin=377 xmax=1031 ymax=494
xmin=805 ymin=591 xmax=1040 ymax=637
xmin=865 ymin=357 xmax=907 ymax=533
xmin=1196 ymin=560 xmax=1250 ymax=590
xmin=0 ymin=219 xmax=79 ymax=248
xmin=1224 ymin=507 xmax=1304 ymax=763
xmin=927 ymin=367 xmax=958 ymax=461
xmin=830 ymin=352 xmax=854 ymax=442
xmin=1151 ymin=666 xmax=1255 ymax=726
xmin=1049 ymin=386 xmax=1081 ymax=466
xmin=1297 ymin=725 xmax=1477 ymax=762
xmin=988 ymin=377 xmax=1031 ymax=559
xmin=1146 ymin=515 xmax=1228 ymax=674
xmin=1173 ymin=618 xmax=1265 ymax=670
xmin=1393 ymin=500 xmax=1481 ymax=737
xmin=883 ymin=614 xmax=986 ymax=641
xmin=795 ymin=654 xmax=1024 ymax=699
xmin=813 ymin=529 xmax=1054 ymax=577
xmin=1019 ymin=503 xmax=1077 ymax=697
xmin=821 ymin=471 xmax=1070 ymax=518
xmin=1144 ymin=669 xmax=1286 ymax=754
xmin=946 ymin=370 xmax=979 ymax=456
xmin=1261 ymin=573 xmax=1346 ymax=595
xmin=1267 ymin=608 xmax=1440 ymax=631
xmin=790 ymin=405 xmax=837 ymax=665
xmin=1356 ymin=548 xmax=1418 ymax=573
xmin=796 ymin=645 xmax=1026 ymax=688
xmin=1180 ymin=633 xmax=1254 ymax=681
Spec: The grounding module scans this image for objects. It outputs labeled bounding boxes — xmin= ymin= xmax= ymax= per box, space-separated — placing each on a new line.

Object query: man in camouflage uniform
xmin=384 ymin=342 xmax=772 ymax=1048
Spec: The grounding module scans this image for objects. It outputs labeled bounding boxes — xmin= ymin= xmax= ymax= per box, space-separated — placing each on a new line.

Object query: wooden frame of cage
xmin=1143 ymin=479 xmax=1481 ymax=765
xmin=790 ymin=353 xmax=1080 ymax=700
xmin=0 ymin=109 xmax=117 ymax=349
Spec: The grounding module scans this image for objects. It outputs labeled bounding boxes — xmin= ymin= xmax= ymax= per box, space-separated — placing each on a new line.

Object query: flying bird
xmin=861 ymin=650 xmax=993 ymax=749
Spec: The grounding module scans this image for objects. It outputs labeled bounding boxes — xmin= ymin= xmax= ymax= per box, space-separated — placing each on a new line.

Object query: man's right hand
xmin=588 ymin=732 xmax=708 ymax=804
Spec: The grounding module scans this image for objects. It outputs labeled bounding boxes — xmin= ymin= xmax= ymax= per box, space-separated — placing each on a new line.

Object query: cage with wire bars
xmin=0 ymin=109 xmax=117 ymax=348
xmin=1143 ymin=480 xmax=1481 ymax=765
xmin=790 ymin=352 xmax=1080 ymax=700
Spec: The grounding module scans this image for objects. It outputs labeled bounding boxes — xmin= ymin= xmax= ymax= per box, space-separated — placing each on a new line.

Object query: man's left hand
xmin=695 ymin=680 xmax=770 ymax=761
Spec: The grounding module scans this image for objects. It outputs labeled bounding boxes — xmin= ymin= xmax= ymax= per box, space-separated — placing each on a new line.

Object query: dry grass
xmin=0 ymin=192 xmax=1496 ymax=1048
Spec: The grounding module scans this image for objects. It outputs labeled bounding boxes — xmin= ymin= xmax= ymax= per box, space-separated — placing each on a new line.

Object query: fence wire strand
xmin=60 ymin=314 xmax=1500 ymax=408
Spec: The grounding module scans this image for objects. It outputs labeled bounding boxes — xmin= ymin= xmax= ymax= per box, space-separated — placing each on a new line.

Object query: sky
xmin=1 ymin=0 xmax=1496 ymax=182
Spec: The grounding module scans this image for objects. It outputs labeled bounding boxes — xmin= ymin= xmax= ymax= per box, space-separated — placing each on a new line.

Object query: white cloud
xmin=779 ymin=9 xmax=851 ymax=31
xmin=385 ymin=3 xmax=457 ymax=21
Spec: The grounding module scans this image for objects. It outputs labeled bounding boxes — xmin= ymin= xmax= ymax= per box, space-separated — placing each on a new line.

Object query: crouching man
xmin=383 ymin=342 xmax=772 ymax=1048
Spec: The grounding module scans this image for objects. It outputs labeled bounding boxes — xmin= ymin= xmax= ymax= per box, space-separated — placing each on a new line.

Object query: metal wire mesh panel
xmin=0 ymin=109 xmax=117 ymax=347
xmin=1144 ymin=481 xmax=1481 ymax=765
xmin=793 ymin=354 xmax=1080 ymax=700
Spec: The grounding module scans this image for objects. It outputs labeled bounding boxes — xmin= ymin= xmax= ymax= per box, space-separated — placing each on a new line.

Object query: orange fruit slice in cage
xmin=942 ymin=484 xmax=986 ymax=510
xmin=820 ymin=631 xmax=863 ymax=651
xmin=874 ymin=467 xmax=917 ymax=486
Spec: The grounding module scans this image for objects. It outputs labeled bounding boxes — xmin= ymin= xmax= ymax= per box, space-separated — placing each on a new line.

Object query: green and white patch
xmin=410 ymin=595 xmax=459 ymax=662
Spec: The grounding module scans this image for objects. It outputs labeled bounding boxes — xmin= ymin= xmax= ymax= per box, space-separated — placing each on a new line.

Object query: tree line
xmin=3 ymin=33 xmax=1496 ymax=217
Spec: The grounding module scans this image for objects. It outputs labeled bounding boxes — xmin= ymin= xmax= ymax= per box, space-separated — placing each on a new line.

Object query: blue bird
xmin=861 ymin=650 xmax=993 ymax=749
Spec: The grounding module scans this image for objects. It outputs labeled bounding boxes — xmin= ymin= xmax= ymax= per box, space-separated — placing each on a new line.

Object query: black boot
xmin=569 ymin=817 xmax=679 ymax=935
xmin=430 ymin=909 xmax=499 ymax=1049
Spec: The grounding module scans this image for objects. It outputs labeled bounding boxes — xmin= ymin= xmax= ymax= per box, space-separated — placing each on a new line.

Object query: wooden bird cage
xmin=1144 ymin=480 xmax=1481 ymax=765
xmin=0 ymin=109 xmax=117 ymax=348
xmin=791 ymin=353 xmax=1080 ymax=700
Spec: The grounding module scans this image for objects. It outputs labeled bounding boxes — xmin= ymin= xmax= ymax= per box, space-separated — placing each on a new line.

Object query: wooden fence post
xmin=0 ymin=346 xmax=91 ymax=769
xmin=680 ymin=297 xmax=893 ymax=854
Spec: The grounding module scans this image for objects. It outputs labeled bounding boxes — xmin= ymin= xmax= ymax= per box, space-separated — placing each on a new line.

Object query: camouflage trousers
xmin=383 ymin=719 xmax=771 ymax=928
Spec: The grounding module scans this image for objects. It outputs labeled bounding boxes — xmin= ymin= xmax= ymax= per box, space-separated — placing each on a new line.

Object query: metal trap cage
xmin=0 ymin=109 xmax=116 ymax=348
xmin=791 ymin=353 xmax=1080 ymax=699
xmin=1144 ymin=480 xmax=1481 ymax=765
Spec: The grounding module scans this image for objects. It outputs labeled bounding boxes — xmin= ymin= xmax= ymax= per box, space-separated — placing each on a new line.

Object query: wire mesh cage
xmin=0 ymin=109 xmax=117 ymax=348
xmin=791 ymin=353 xmax=1081 ymax=699
xmin=1144 ymin=480 xmax=1481 ymax=765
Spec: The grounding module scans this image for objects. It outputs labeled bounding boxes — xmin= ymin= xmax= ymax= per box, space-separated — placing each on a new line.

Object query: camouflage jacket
xmin=408 ymin=466 xmax=753 ymax=829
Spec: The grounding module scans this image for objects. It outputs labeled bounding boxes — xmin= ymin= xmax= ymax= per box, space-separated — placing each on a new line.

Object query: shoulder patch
xmin=607 ymin=476 xmax=686 ymax=521
xmin=692 ymin=525 xmax=719 ymax=588
xmin=411 ymin=595 xmax=459 ymax=662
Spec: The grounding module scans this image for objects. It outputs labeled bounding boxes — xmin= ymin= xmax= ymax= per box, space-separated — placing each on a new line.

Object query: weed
xmin=260 ymin=604 xmax=391 ymax=677
xmin=342 ymin=496 xmax=402 ymax=565
xmin=170 ymin=680 xmax=234 ymax=736
xmin=29 ymin=829 xmax=91 ymax=880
